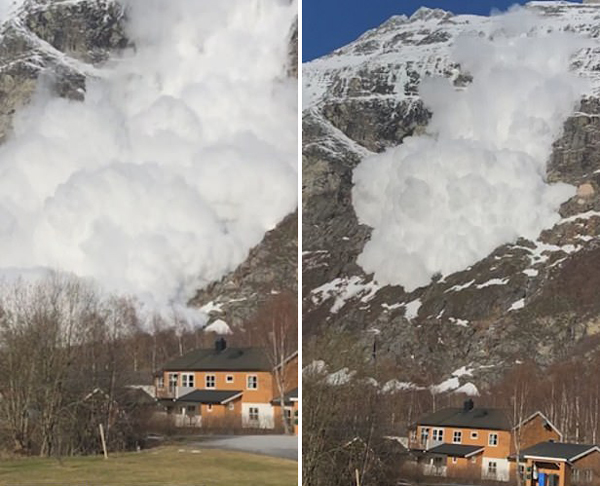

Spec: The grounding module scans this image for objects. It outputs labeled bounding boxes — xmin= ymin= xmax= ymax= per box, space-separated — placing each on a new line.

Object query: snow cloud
xmin=352 ymin=8 xmax=587 ymax=291
xmin=0 ymin=0 xmax=297 ymax=311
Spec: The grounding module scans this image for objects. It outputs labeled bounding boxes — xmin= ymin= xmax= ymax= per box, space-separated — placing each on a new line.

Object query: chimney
xmin=463 ymin=399 xmax=474 ymax=412
xmin=215 ymin=337 xmax=227 ymax=353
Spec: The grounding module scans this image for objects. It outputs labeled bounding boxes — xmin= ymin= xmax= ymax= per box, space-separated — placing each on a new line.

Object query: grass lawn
xmin=0 ymin=446 xmax=297 ymax=485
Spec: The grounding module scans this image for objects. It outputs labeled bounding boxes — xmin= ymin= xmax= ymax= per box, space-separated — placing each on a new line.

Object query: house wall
xmin=572 ymin=450 xmax=600 ymax=485
xmin=415 ymin=424 xmax=512 ymax=459
xmin=446 ymin=455 xmax=482 ymax=480
xmin=161 ymin=370 xmax=274 ymax=403
xmin=242 ymin=402 xmax=275 ymax=428
xmin=512 ymin=414 xmax=562 ymax=454
xmin=293 ymin=400 xmax=298 ymax=435
xmin=482 ymin=457 xmax=510 ymax=482
xmin=525 ymin=459 xmax=566 ymax=486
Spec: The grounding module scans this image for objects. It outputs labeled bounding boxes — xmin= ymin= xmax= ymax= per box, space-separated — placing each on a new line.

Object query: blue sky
xmin=303 ymin=0 xmax=583 ymax=61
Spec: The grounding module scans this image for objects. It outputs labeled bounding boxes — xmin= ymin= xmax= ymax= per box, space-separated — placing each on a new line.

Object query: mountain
xmin=302 ymin=1 xmax=600 ymax=390
xmin=0 ymin=0 xmax=298 ymax=327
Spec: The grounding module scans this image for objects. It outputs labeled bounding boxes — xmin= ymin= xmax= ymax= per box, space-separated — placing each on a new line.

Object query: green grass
xmin=0 ymin=446 xmax=297 ymax=485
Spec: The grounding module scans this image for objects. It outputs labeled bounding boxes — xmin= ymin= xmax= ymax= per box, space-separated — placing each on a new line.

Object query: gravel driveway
xmin=193 ymin=434 xmax=298 ymax=461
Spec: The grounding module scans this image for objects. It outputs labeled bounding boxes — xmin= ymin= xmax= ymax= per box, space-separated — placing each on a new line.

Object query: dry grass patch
xmin=0 ymin=446 xmax=297 ymax=486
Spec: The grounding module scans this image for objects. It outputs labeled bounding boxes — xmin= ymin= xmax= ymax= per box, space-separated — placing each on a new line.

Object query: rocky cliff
xmin=303 ymin=1 xmax=600 ymax=391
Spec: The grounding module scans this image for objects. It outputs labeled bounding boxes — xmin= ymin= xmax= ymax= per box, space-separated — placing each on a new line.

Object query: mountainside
xmin=0 ymin=0 xmax=298 ymax=328
xmin=303 ymin=1 xmax=600 ymax=391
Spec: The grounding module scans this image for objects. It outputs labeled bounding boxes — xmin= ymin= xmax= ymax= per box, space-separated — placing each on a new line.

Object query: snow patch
xmin=431 ymin=377 xmax=460 ymax=394
xmin=454 ymin=382 xmax=480 ymax=396
xmin=203 ymin=319 xmax=231 ymax=335
xmin=311 ymin=276 xmax=380 ymax=313
xmin=509 ymin=298 xmax=525 ymax=311
xmin=326 ymin=368 xmax=356 ymax=385
xmin=405 ymin=299 xmax=421 ymax=320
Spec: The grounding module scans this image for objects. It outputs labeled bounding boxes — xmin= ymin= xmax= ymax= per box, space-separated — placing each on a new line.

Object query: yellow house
xmin=410 ymin=400 xmax=561 ymax=482
xmin=156 ymin=338 xmax=297 ymax=431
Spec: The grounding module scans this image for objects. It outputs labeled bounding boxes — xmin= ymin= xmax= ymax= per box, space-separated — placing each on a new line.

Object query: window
xmin=249 ymin=407 xmax=259 ymax=421
xmin=156 ymin=376 xmax=164 ymax=388
xmin=488 ymin=433 xmax=498 ymax=446
xmin=207 ymin=404 xmax=213 ymax=412
xmin=518 ymin=464 xmax=525 ymax=479
xmin=186 ymin=405 xmax=196 ymax=415
xmin=285 ymin=408 xmax=292 ymax=425
xmin=181 ymin=373 xmax=194 ymax=388
xmin=453 ymin=431 xmax=462 ymax=443
xmin=421 ymin=428 xmax=429 ymax=444
xmin=247 ymin=375 xmax=258 ymax=390
xmin=168 ymin=373 xmax=178 ymax=391
xmin=205 ymin=374 xmax=216 ymax=389
xmin=488 ymin=461 xmax=497 ymax=476
xmin=226 ymin=375 xmax=234 ymax=383
xmin=432 ymin=428 xmax=444 ymax=442
xmin=471 ymin=456 xmax=477 ymax=464
xmin=228 ymin=402 xmax=235 ymax=411
xmin=471 ymin=431 xmax=478 ymax=440
xmin=451 ymin=457 xmax=458 ymax=464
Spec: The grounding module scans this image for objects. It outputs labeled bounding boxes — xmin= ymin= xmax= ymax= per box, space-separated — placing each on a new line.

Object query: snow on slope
xmin=0 ymin=0 xmax=298 ymax=319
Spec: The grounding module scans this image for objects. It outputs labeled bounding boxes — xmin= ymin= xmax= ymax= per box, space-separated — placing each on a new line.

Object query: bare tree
xmin=246 ymin=292 xmax=297 ymax=434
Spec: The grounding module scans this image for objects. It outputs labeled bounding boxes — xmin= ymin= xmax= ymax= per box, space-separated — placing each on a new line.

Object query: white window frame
xmin=228 ymin=402 xmax=235 ymax=411
xmin=432 ymin=428 xmax=444 ymax=442
xmin=488 ymin=433 xmax=498 ymax=446
xmin=471 ymin=456 xmax=477 ymax=464
xmin=157 ymin=375 xmax=164 ymax=388
xmin=451 ymin=457 xmax=458 ymax=464
xmin=207 ymin=404 xmax=213 ymax=412
xmin=247 ymin=374 xmax=258 ymax=390
xmin=488 ymin=461 xmax=497 ymax=476
xmin=205 ymin=374 xmax=216 ymax=389
xmin=226 ymin=374 xmax=234 ymax=383
xmin=453 ymin=430 xmax=462 ymax=444
xmin=249 ymin=407 xmax=259 ymax=421
xmin=421 ymin=427 xmax=429 ymax=444
xmin=181 ymin=373 xmax=194 ymax=388
xmin=471 ymin=431 xmax=478 ymax=439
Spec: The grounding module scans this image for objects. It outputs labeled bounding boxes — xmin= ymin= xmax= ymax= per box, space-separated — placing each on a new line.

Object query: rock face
xmin=191 ymin=211 xmax=298 ymax=327
xmin=0 ymin=1 xmax=298 ymax=329
xmin=303 ymin=2 xmax=600 ymax=390
xmin=0 ymin=0 xmax=128 ymax=140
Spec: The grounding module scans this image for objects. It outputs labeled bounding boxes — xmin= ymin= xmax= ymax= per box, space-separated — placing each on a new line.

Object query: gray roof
xmin=520 ymin=442 xmax=599 ymax=462
xmin=176 ymin=389 xmax=242 ymax=405
xmin=272 ymin=387 xmax=298 ymax=405
xmin=162 ymin=347 xmax=271 ymax=372
xmin=418 ymin=407 xmax=511 ymax=431
xmin=428 ymin=444 xmax=484 ymax=458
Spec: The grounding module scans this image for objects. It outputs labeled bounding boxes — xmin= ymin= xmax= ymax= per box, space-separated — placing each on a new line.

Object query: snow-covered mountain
xmin=303 ymin=1 xmax=600 ymax=390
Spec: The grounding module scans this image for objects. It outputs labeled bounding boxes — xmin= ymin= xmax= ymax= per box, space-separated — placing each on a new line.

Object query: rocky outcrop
xmin=190 ymin=211 xmax=298 ymax=328
xmin=0 ymin=0 xmax=127 ymax=140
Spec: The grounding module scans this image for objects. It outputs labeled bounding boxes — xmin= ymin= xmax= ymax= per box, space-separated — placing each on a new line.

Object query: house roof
xmin=175 ymin=389 xmax=243 ymax=405
xmin=418 ymin=407 xmax=511 ymax=431
xmin=428 ymin=444 xmax=485 ymax=458
xmin=520 ymin=442 xmax=600 ymax=463
xmin=272 ymin=387 xmax=298 ymax=405
xmin=162 ymin=347 xmax=271 ymax=372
